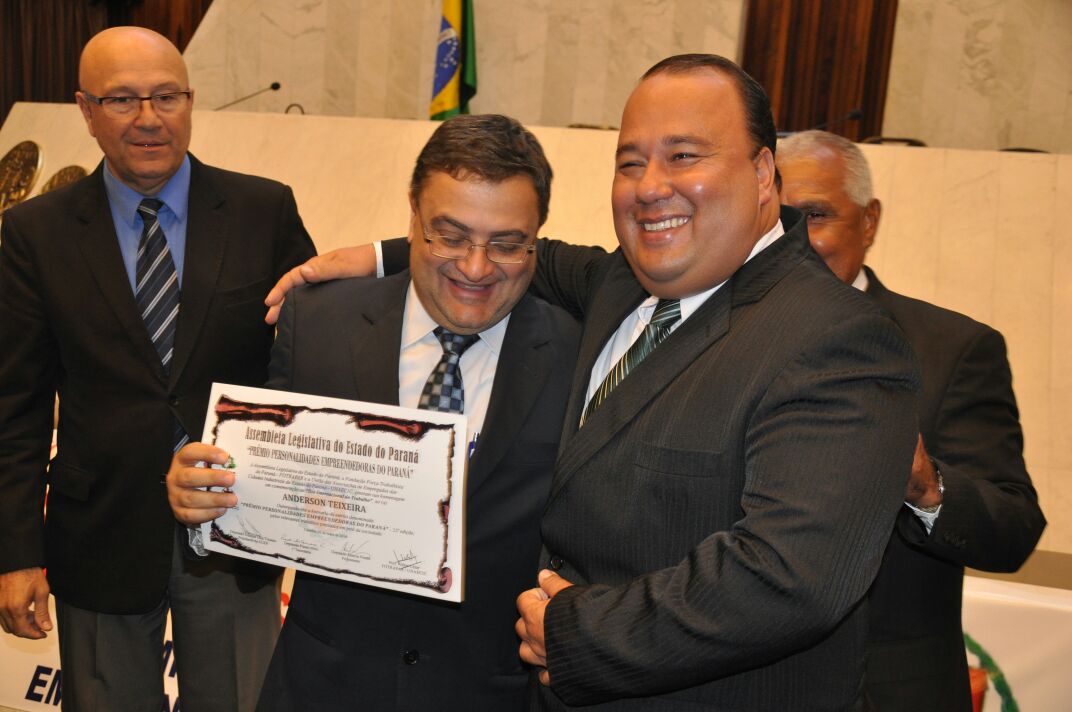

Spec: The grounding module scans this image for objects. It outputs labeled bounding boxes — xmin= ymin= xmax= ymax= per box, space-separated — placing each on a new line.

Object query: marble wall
xmin=884 ymin=0 xmax=1072 ymax=152
xmin=186 ymin=0 xmax=1072 ymax=153
xmin=182 ymin=0 xmax=745 ymax=128
xmin=1 ymin=103 xmax=1069 ymax=554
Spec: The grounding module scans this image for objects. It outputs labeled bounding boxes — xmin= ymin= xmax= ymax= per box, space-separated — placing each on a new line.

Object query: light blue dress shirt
xmin=101 ymin=155 xmax=191 ymax=290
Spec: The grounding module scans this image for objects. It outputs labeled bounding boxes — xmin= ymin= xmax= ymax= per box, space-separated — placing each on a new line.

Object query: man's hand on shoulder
xmin=264 ymin=245 xmax=380 ymax=324
xmin=0 ymin=567 xmax=52 ymax=639
xmin=516 ymin=569 xmax=574 ymax=686
xmin=167 ymin=442 xmax=239 ymax=525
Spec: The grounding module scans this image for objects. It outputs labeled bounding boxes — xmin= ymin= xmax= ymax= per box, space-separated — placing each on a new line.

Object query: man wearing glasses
xmin=0 ymin=26 xmax=315 ymax=711
xmin=166 ymin=114 xmax=580 ymax=710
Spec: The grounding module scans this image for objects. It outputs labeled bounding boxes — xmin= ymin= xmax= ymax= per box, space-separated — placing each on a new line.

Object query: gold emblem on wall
xmin=0 ymin=140 xmax=43 ymax=214
xmin=40 ymin=165 xmax=89 ymax=194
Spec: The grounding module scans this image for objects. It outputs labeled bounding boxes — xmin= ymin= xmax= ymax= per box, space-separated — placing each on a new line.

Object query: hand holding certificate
xmin=185 ymin=383 xmax=468 ymax=601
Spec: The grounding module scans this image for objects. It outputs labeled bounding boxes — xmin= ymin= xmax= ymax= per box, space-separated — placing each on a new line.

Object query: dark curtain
xmin=0 ymin=0 xmax=213 ymax=126
xmin=0 ymin=1 xmax=108 ymax=126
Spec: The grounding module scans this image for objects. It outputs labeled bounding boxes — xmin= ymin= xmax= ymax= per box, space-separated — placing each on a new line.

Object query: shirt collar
xmin=101 ymin=154 xmax=191 ymax=226
xmin=401 ymin=281 xmax=510 ymax=356
xmin=638 ymin=219 xmax=787 ymax=322
xmin=850 ymin=268 xmax=869 ymax=292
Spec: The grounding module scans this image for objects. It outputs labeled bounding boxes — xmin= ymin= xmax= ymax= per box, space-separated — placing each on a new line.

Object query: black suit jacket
xmin=862 ymin=267 xmax=1044 ymax=711
xmin=0 ymin=156 xmax=316 ymax=613
xmin=525 ymin=207 xmax=921 ymax=710
xmin=255 ymin=273 xmax=580 ymax=711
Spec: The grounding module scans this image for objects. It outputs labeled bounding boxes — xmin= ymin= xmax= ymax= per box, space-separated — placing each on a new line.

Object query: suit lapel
xmin=863 ymin=266 xmax=890 ymax=305
xmin=558 ymin=259 xmax=648 ymax=444
xmin=549 ymin=208 xmax=813 ymax=502
xmin=349 ymin=273 xmax=408 ymax=405
xmin=73 ymin=164 xmax=166 ymax=379
xmin=169 ymin=156 xmax=226 ymax=388
xmin=466 ymin=294 xmax=553 ymax=495
xmin=549 ymin=284 xmax=732 ymax=501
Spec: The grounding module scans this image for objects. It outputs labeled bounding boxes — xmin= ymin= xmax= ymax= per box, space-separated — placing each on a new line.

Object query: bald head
xmin=79 ymin=27 xmax=188 ymax=96
xmin=76 ymin=27 xmax=193 ymax=195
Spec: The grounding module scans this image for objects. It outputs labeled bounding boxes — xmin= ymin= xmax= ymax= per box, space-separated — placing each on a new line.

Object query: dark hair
xmin=642 ymin=54 xmax=777 ymax=162
xmin=410 ymin=114 xmax=553 ymax=225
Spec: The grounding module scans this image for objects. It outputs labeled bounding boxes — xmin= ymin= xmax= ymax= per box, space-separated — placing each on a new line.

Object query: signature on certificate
xmin=390 ymin=550 xmax=422 ymax=570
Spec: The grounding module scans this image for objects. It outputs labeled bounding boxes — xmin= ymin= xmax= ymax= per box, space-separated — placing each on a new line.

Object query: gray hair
xmin=778 ymin=130 xmax=873 ymax=207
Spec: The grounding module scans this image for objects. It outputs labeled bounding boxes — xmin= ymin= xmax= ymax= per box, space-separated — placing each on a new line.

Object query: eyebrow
xmin=429 ymin=215 xmax=471 ymax=233
xmin=792 ymin=200 xmax=836 ymax=213
xmin=616 ymin=134 xmax=713 ymax=157
xmin=101 ymin=82 xmax=184 ymax=96
xmin=663 ymin=134 xmax=711 ymax=147
xmin=428 ymin=215 xmax=529 ymax=241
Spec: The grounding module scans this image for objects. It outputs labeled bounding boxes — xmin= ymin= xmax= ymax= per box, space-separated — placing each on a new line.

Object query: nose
xmin=132 ymin=97 xmax=163 ymax=127
xmin=454 ymin=244 xmax=495 ymax=281
xmin=635 ymin=160 xmax=673 ymax=204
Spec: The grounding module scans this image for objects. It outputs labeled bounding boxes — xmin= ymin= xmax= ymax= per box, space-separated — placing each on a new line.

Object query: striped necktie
xmin=135 ymin=198 xmax=180 ymax=371
xmin=135 ymin=199 xmax=187 ymax=449
xmin=418 ymin=327 xmax=480 ymax=414
xmin=581 ymin=298 xmax=681 ymax=426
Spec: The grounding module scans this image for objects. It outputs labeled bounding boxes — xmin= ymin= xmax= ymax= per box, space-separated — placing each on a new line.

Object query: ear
xmin=407 ymin=193 xmax=419 ymax=245
xmin=754 ymin=147 xmax=776 ymax=206
xmin=75 ymin=92 xmax=97 ymax=138
xmin=862 ymin=198 xmax=881 ymax=248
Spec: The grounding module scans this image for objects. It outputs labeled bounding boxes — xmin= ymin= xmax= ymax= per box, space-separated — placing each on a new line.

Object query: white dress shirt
xmin=399 ymin=282 xmax=507 ymax=453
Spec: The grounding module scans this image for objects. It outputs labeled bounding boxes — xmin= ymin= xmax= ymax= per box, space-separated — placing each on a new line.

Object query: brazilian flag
xmin=430 ymin=0 xmax=476 ymax=120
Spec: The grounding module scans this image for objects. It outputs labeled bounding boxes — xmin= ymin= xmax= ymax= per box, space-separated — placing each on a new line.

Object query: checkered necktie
xmin=135 ymin=198 xmax=187 ymax=449
xmin=418 ymin=327 xmax=480 ymax=414
xmin=581 ymin=298 xmax=681 ymax=426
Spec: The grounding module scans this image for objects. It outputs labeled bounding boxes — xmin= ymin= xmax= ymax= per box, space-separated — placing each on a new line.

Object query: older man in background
xmin=777 ymin=129 xmax=1045 ymax=711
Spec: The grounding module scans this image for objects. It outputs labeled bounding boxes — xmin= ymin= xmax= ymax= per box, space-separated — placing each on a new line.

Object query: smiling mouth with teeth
xmin=641 ymin=216 xmax=690 ymax=232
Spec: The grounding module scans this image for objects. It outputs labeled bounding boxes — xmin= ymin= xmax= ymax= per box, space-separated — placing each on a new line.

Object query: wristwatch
xmin=916 ymin=457 xmax=944 ymax=514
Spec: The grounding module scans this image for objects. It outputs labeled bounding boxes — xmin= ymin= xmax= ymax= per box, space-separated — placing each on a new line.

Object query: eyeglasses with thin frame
xmin=81 ymin=90 xmax=192 ymax=117
xmin=422 ymin=224 xmax=536 ymax=265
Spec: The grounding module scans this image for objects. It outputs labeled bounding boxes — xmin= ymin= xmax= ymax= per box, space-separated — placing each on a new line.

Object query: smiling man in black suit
xmin=168 ymin=114 xmax=580 ymax=711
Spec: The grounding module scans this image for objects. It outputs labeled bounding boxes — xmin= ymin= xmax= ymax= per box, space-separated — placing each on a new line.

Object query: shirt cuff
xmin=905 ymin=502 xmax=941 ymax=534
xmin=374 ymin=240 xmax=385 ymax=278
xmin=186 ymin=524 xmax=209 ymax=557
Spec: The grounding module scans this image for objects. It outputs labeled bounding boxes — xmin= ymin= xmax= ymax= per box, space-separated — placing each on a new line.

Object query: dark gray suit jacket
xmin=256 ymin=272 xmax=580 ymax=711
xmin=527 ymin=207 xmax=921 ymax=710
xmin=0 ymin=156 xmax=315 ymax=613
xmin=863 ymin=267 xmax=1044 ymax=711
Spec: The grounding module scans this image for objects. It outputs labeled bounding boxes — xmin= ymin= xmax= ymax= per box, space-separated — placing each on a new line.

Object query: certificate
xmin=199 ymin=383 xmax=468 ymax=601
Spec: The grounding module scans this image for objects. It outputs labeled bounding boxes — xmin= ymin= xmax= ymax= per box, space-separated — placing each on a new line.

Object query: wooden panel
xmin=0 ymin=0 xmax=214 ymax=126
xmin=742 ymin=0 xmax=898 ymax=141
xmin=126 ymin=0 xmax=215 ymax=52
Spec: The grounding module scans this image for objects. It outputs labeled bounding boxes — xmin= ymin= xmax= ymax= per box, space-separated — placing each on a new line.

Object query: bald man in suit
xmin=0 ymin=27 xmax=315 ymax=711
